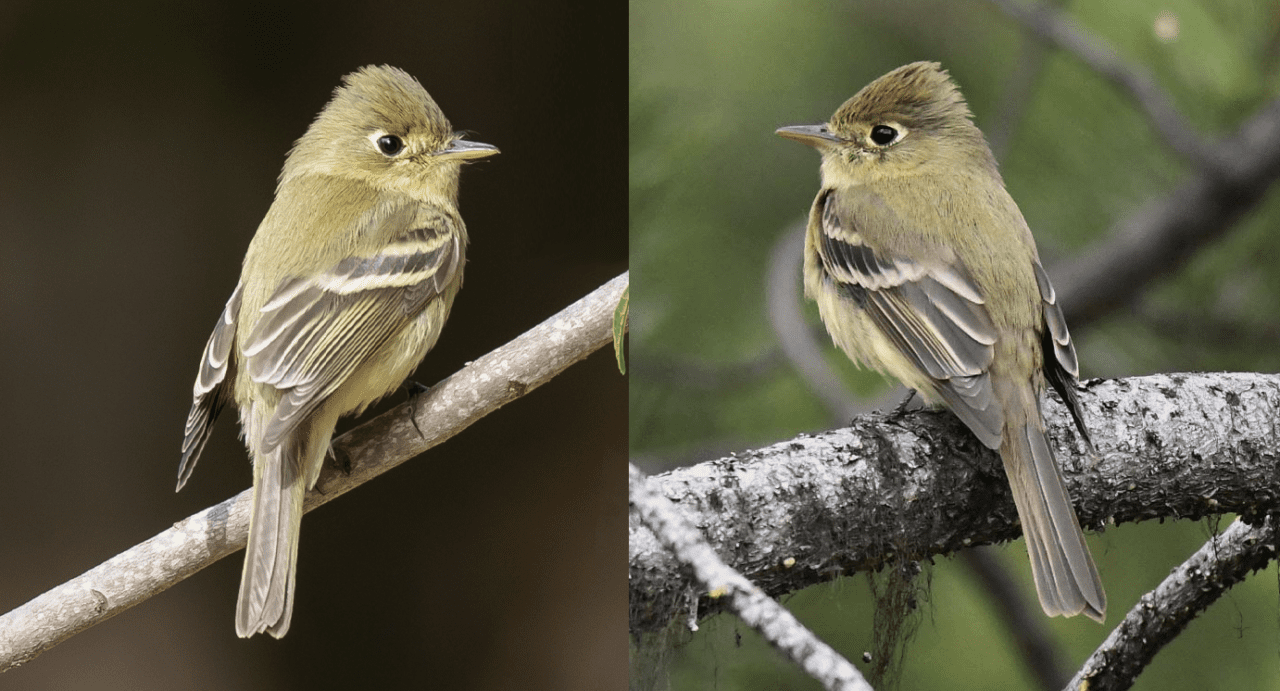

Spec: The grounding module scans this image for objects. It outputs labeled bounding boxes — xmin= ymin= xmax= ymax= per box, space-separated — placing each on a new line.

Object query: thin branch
xmin=0 ymin=272 xmax=628 ymax=673
xmin=1133 ymin=298 xmax=1280 ymax=350
xmin=632 ymin=349 xmax=785 ymax=392
xmin=766 ymin=222 xmax=864 ymax=423
xmin=984 ymin=1 xmax=1280 ymax=327
xmin=985 ymin=0 xmax=1063 ymax=160
xmin=629 ymin=464 xmax=873 ymax=691
xmin=1055 ymin=98 xmax=1280 ymax=327
xmin=1068 ymin=516 xmax=1278 ymax=691
xmin=629 ymin=372 xmax=1280 ymax=632
xmin=988 ymin=0 xmax=1221 ymax=169
xmin=962 ymin=549 xmax=1068 ymax=690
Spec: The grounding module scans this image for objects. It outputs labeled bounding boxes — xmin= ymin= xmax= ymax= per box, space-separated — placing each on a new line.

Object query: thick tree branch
xmin=0 ymin=272 xmax=628 ymax=673
xmin=629 ymin=372 xmax=1280 ymax=633
xmin=1068 ymin=516 xmax=1277 ymax=691
xmin=630 ymin=464 xmax=872 ymax=691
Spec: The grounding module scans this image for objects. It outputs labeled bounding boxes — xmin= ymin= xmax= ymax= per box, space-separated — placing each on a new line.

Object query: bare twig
xmin=766 ymin=222 xmax=866 ymax=423
xmin=0 ymin=272 xmax=628 ymax=673
xmin=986 ymin=2 xmax=1280 ymax=327
xmin=985 ymin=0 xmax=1064 ymax=160
xmin=988 ymin=0 xmax=1222 ymax=169
xmin=962 ymin=549 xmax=1068 ymax=691
xmin=1055 ymin=98 xmax=1280 ymax=327
xmin=629 ymin=464 xmax=873 ymax=691
xmin=632 ymin=349 xmax=785 ymax=392
xmin=1068 ymin=517 xmax=1277 ymax=691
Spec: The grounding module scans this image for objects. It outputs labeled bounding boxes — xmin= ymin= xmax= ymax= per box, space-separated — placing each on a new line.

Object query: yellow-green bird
xmin=177 ymin=65 xmax=498 ymax=637
xmin=777 ymin=62 xmax=1104 ymax=622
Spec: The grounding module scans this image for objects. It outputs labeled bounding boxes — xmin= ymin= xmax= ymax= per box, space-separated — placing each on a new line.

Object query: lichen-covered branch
xmin=630 ymin=464 xmax=872 ymax=691
xmin=1068 ymin=516 xmax=1277 ymax=691
xmin=629 ymin=372 xmax=1280 ymax=632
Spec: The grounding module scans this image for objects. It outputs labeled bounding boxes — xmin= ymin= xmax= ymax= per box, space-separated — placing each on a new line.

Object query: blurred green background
xmin=631 ymin=0 xmax=1280 ymax=689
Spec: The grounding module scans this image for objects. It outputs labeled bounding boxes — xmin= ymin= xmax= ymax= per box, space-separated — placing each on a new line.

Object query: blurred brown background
xmin=0 ymin=1 xmax=626 ymax=689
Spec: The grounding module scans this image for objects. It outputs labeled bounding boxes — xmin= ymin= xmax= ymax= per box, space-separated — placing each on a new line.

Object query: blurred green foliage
xmin=630 ymin=0 xmax=1280 ymax=688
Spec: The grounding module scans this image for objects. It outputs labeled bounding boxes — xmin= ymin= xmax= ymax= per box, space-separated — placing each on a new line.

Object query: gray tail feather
xmin=236 ymin=445 xmax=304 ymax=638
xmin=1006 ymin=407 xmax=1106 ymax=622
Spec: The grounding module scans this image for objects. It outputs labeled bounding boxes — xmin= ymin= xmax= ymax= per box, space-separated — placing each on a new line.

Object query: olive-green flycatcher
xmin=778 ymin=62 xmax=1105 ymax=622
xmin=178 ymin=65 xmax=498 ymax=637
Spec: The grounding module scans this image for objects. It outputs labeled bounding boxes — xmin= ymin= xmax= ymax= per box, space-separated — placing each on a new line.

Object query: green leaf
xmin=613 ymin=284 xmax=629 ymax=374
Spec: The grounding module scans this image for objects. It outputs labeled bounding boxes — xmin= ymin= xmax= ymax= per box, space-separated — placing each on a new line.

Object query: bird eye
xmin=869 ymin=125 xmax=899 ymax=146
xmin=376 ymin=135 xmax=404 ymax=156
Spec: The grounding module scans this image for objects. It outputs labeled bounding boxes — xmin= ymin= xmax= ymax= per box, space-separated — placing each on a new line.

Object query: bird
xmin=777 ymin=61 xmax=1105 ymax=622
xmin=177 ymin=65 xmax=497 ymax=637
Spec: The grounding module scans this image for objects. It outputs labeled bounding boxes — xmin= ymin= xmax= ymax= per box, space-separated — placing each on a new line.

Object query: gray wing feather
xmin=243 ymin=225 xmax=459 ymax=452
xmin=1034 ymin=262 xmax=1077 ymax=377
xmin=817 ymin=190 xmax=1003 ymax=448
xmin=1033 ymin=262 xmax=1090 ymax=444
xmin=177 ymin=282 xmax=243 ymax=490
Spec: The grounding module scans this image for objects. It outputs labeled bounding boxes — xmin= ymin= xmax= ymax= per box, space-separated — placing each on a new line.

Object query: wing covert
xmin=816 ymin=189 xmax=1003 ymax=447
xmin=244 ymin=224 xmax=461 ymax=451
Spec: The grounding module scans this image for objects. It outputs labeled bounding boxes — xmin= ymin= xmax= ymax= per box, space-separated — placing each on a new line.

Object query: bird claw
xmin=404 ymin=380 xmax=431 ymax=439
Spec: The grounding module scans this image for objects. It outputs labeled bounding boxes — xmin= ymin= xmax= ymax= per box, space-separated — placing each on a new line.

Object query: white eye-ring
xmin=868 ymin=123 xmax=906 ymax=147
xmin=369 ymin=131 xmax=405 ymax=156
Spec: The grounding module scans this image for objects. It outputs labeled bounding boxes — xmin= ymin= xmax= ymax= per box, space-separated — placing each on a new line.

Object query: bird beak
xmin=438 ymin=136 xmax=499 ymax=160
xmin=775 ymin=124 xmax=843 ymax=149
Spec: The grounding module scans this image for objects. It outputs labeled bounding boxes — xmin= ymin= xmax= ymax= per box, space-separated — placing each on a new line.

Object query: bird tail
xmin=1001 ymin=384 xmax=1106 ymax=622
xmin=236 ymin=444 xmax=306 ymax=638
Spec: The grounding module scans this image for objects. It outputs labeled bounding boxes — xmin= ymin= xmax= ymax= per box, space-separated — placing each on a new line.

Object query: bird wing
xmin=243 ymin=217 xmax=462 ymax=453
xmin=1033 ymin=262 xmax=1090 ymax=445
xmin=177 ymin=282 xmax=243 ymax=490
xmin=815 ymin=188 xmax=1003 ymax=448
